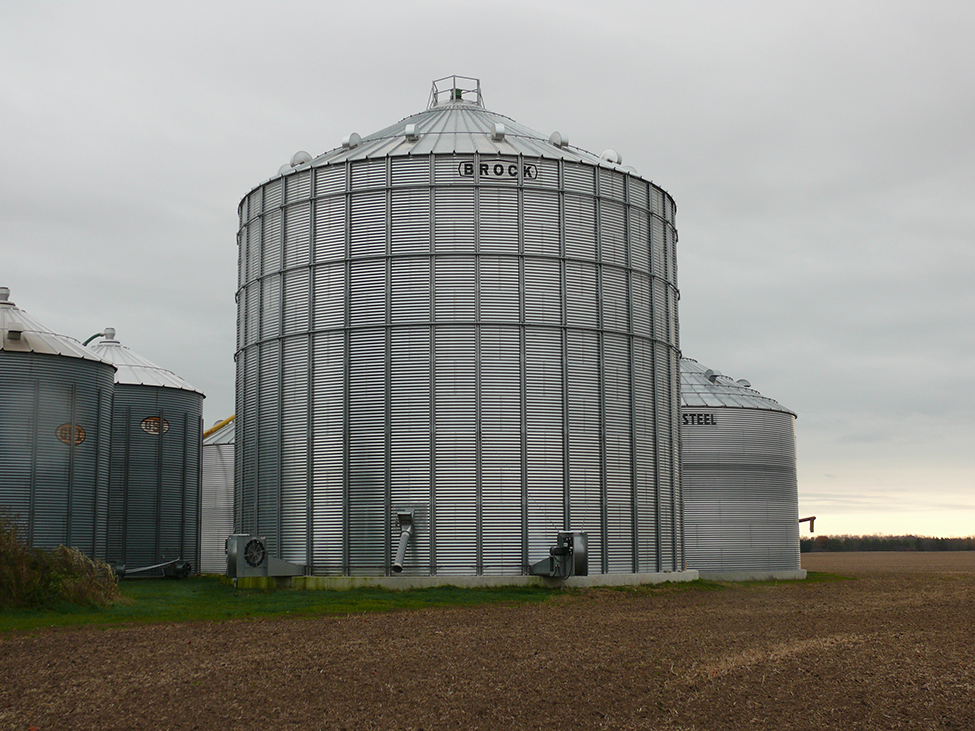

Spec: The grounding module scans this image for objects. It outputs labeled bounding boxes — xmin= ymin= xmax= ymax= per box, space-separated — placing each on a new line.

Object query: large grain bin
xmin=0 ymin=287 xmax=114 ymax=557
xmin=680 ymin=358 xmax=804 ymax=579
xmin=235 ymin=76 xmax=683 ymax=578
xmin=200 ymin=416 xmax=235 ymax=574
xmin=89 ymin=330 xmax=204 ymax=573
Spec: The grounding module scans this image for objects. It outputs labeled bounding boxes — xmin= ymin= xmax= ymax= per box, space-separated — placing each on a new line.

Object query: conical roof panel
xmin=203 ymin=416 xmax=235 ymax=446
xmin=89 ymin=331 xmax=203 ymax=395
xmin=0 ymin=287 xmax=113 ymax=364
xmin=278 ymin=76 xmax=632 ymax=175
xmin=680 ymin=358 xmax=795 ymax=415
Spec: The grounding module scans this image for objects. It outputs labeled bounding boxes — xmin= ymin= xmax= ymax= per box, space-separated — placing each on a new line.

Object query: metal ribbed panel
xmin=0 ymin=353 xmax=114 ymax=559
xmin=315 ymin=166 xmax=345 ymax=197
xmin=682 ymin=407 xmax=800 ymax=573
xmin=434 ymin=188 xmax=475 ymax=250
xmin=479 ymin=325 xmax=522 ymax=575
xmin=311 ymin=331 xmax=345 ymax=573
xmin=237 ymin=109 xmax=682 ymax=577
xmin=348 ymin=328 xmax=387 ymax=575
xmin=479 ymin=188 xmax=519 ymax=253
xmin=523 ymin=259 xmax=561 ymax=325
xmin=479 ymin=257 xmax=519 ymax=323
xmin=285 ymin=203 xmax=311 ymax=268
xmin=565 ymin=195 xmax=596 ymax=260
xmin=280 ymin=338 xmax=309 ymax=563
xmin=391 ymin=189 xmax=431 ymax=254
xmin=314 ymin=196 xmax=346 ymax=262
xmin=350 ymin=192 xmax=387 ymax=258
xmin=390 ymin=328 xmax=432 ymax=575
xmin=522 ymin=190 xmax=560 ymax=257
xmin=600 ymin=200 xmax=627 ymax=267
xmin=391 ymin=156 xmax=430 ymax=187
xmin=286 ymin=170 xmax=311 ymax=204
xmin=201 ymin=441 xmax=234 ymax=573
xmin=434 ymin=326 xmax=477 ymax=575
xmin=524 ymin=328 xmax=564 ymax=565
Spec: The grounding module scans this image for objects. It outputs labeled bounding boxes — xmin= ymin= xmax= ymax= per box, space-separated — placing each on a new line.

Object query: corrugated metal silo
xmin=235 ymin=77 xmax=683 ymax=577
xmin=680 ymin=358 xmax=804 ymax=579
xmin=89 ymin=330 xmax=204 ymax=573
xmin=0 ymin=287 xmax=115 ymax=557
xmin=201 ymin=416 xmax=235 ymax=573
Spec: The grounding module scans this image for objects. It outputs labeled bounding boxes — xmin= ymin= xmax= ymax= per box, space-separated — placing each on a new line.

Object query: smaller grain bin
xmin=200 ymin=415 xmax=235 ymax=574
xmin=89 ymin=330 xmax=204 ymax=574
xmin=680 ymin=358 xmax=804 ymax=580
xmin=0 ymin=287 xmax=114 ymax=557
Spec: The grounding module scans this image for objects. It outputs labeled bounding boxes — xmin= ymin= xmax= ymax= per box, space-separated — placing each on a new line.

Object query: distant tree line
xmin=801 ymin=535 xmax=975 ymax=553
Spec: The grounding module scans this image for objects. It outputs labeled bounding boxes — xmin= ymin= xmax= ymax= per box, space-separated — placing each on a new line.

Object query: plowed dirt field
xmin=3 ymin=552 xmax=973 ymax=730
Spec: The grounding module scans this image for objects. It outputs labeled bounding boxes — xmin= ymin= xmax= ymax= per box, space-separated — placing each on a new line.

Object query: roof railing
xmin=428 ymin=75 xmax=483 ymax=109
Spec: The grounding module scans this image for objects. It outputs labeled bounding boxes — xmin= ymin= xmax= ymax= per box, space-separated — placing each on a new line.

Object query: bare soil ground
xmin=2 ymin=552 xmax=974 ymax=730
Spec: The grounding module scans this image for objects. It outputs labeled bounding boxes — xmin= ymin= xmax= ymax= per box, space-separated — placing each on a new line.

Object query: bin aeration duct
xmin=392 ymin=511 xmax=415 ymax=573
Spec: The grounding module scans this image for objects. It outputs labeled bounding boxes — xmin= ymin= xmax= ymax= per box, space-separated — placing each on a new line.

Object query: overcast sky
xmin=3 ymin=1 xmax=973 ymax=537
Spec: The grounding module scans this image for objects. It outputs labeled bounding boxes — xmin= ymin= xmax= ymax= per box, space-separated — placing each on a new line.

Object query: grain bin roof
xmin=203 ymin=416 xmax=235 ymax=446
xmin=88 ymin=330 xmax=204 ymax=395
xmin=681 ymin=358 xmax=795 ymax=416
xmin=277 ymin=75 xmax=640 ymax=174
xmin=0 ymin=286 xmax=114 ymax=364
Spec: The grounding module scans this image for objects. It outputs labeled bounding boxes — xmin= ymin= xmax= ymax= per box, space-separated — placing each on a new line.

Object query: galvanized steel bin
xmin=680 ymin=358 xmax=801 ymax=575
xmin=0 ymin=288 xmax=114 ymax=558
xmin=235 ymin=78 xmax=682 ymax=576
xmin=201 ymin=417 xmax=235 ymax=574
xmin=89 ymin=332 xmax=204 ymax=574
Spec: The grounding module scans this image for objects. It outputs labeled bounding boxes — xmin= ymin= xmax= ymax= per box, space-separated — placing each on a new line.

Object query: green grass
xmin=0 ymin=576 xmax=557 ymax=634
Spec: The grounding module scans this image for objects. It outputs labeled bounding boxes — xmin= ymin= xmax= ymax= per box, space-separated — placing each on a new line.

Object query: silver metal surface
xmin=0 ymin=289 xmax=115 ymax=557
xmin=201 ymin=418 xmax=235 ymax=573
xmin=90 ymin=333 xmax=204 ymax=574
xmin=680 ymin=358 xmax=801 ymax=573
xmin=235 ymin=79 xmax=682 ymax=577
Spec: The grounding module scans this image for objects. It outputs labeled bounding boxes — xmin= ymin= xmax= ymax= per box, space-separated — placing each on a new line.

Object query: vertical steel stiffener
xmin=234 ymin=80 xmax=682 ymax=576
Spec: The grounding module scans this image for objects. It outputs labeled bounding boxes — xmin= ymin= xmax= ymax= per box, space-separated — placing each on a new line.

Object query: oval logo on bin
xmin=56 ymin=423 xmax=86 ymax=446
xmin=140 ymin=416 xmax=170 ymax=435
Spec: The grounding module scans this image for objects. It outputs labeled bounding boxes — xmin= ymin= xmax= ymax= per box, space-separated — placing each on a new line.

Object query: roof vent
xmin=600 ymin=149 xmax=622 ymax=165
xmin=0 ymin=287 xmax=10 ymax=304
xmin=549 ymin=131 xmax=568 ymax=148
xmin=342 ymin=132 xmax=362 ymax=149
xmin=704 ymin=369 xmax=720 ymax=383
xmin=404 ymin=123 xmax=419 ymax=142
xmin=278 ymin=163 xmax=292 ymax=175
xmin=736 ymin=379 xmax=751 ymax=388
xmin=291 ymin=150 xmax=312 ymax=167
xmin=492 ymin=123 xmax=506 ymax=141
xmin=103 ymin=327 xmax=117 ymax=341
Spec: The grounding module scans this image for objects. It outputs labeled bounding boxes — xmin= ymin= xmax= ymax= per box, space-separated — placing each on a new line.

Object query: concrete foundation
xmin=227 ymin=570 xmax=701 ymax=591
xmin=697 ymin=569 xmax=807 ymax=582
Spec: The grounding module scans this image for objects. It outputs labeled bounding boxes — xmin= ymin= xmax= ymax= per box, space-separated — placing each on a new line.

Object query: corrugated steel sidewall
xmin=236 ymin=154 xmax=681 ymax=576
xmin=201 ymin=443 xmax=234 ymax=573
xmin=0 ymin=351 xmax=114 ymax=558
xmin=105 ymin=386 xmax=203 ymax=573
xmin=682 ymin=407 xmax=800 ymax=571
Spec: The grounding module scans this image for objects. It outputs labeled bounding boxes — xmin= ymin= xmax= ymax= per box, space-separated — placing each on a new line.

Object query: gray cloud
xmin=3 ymin=0 xmax=972 ymax=536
